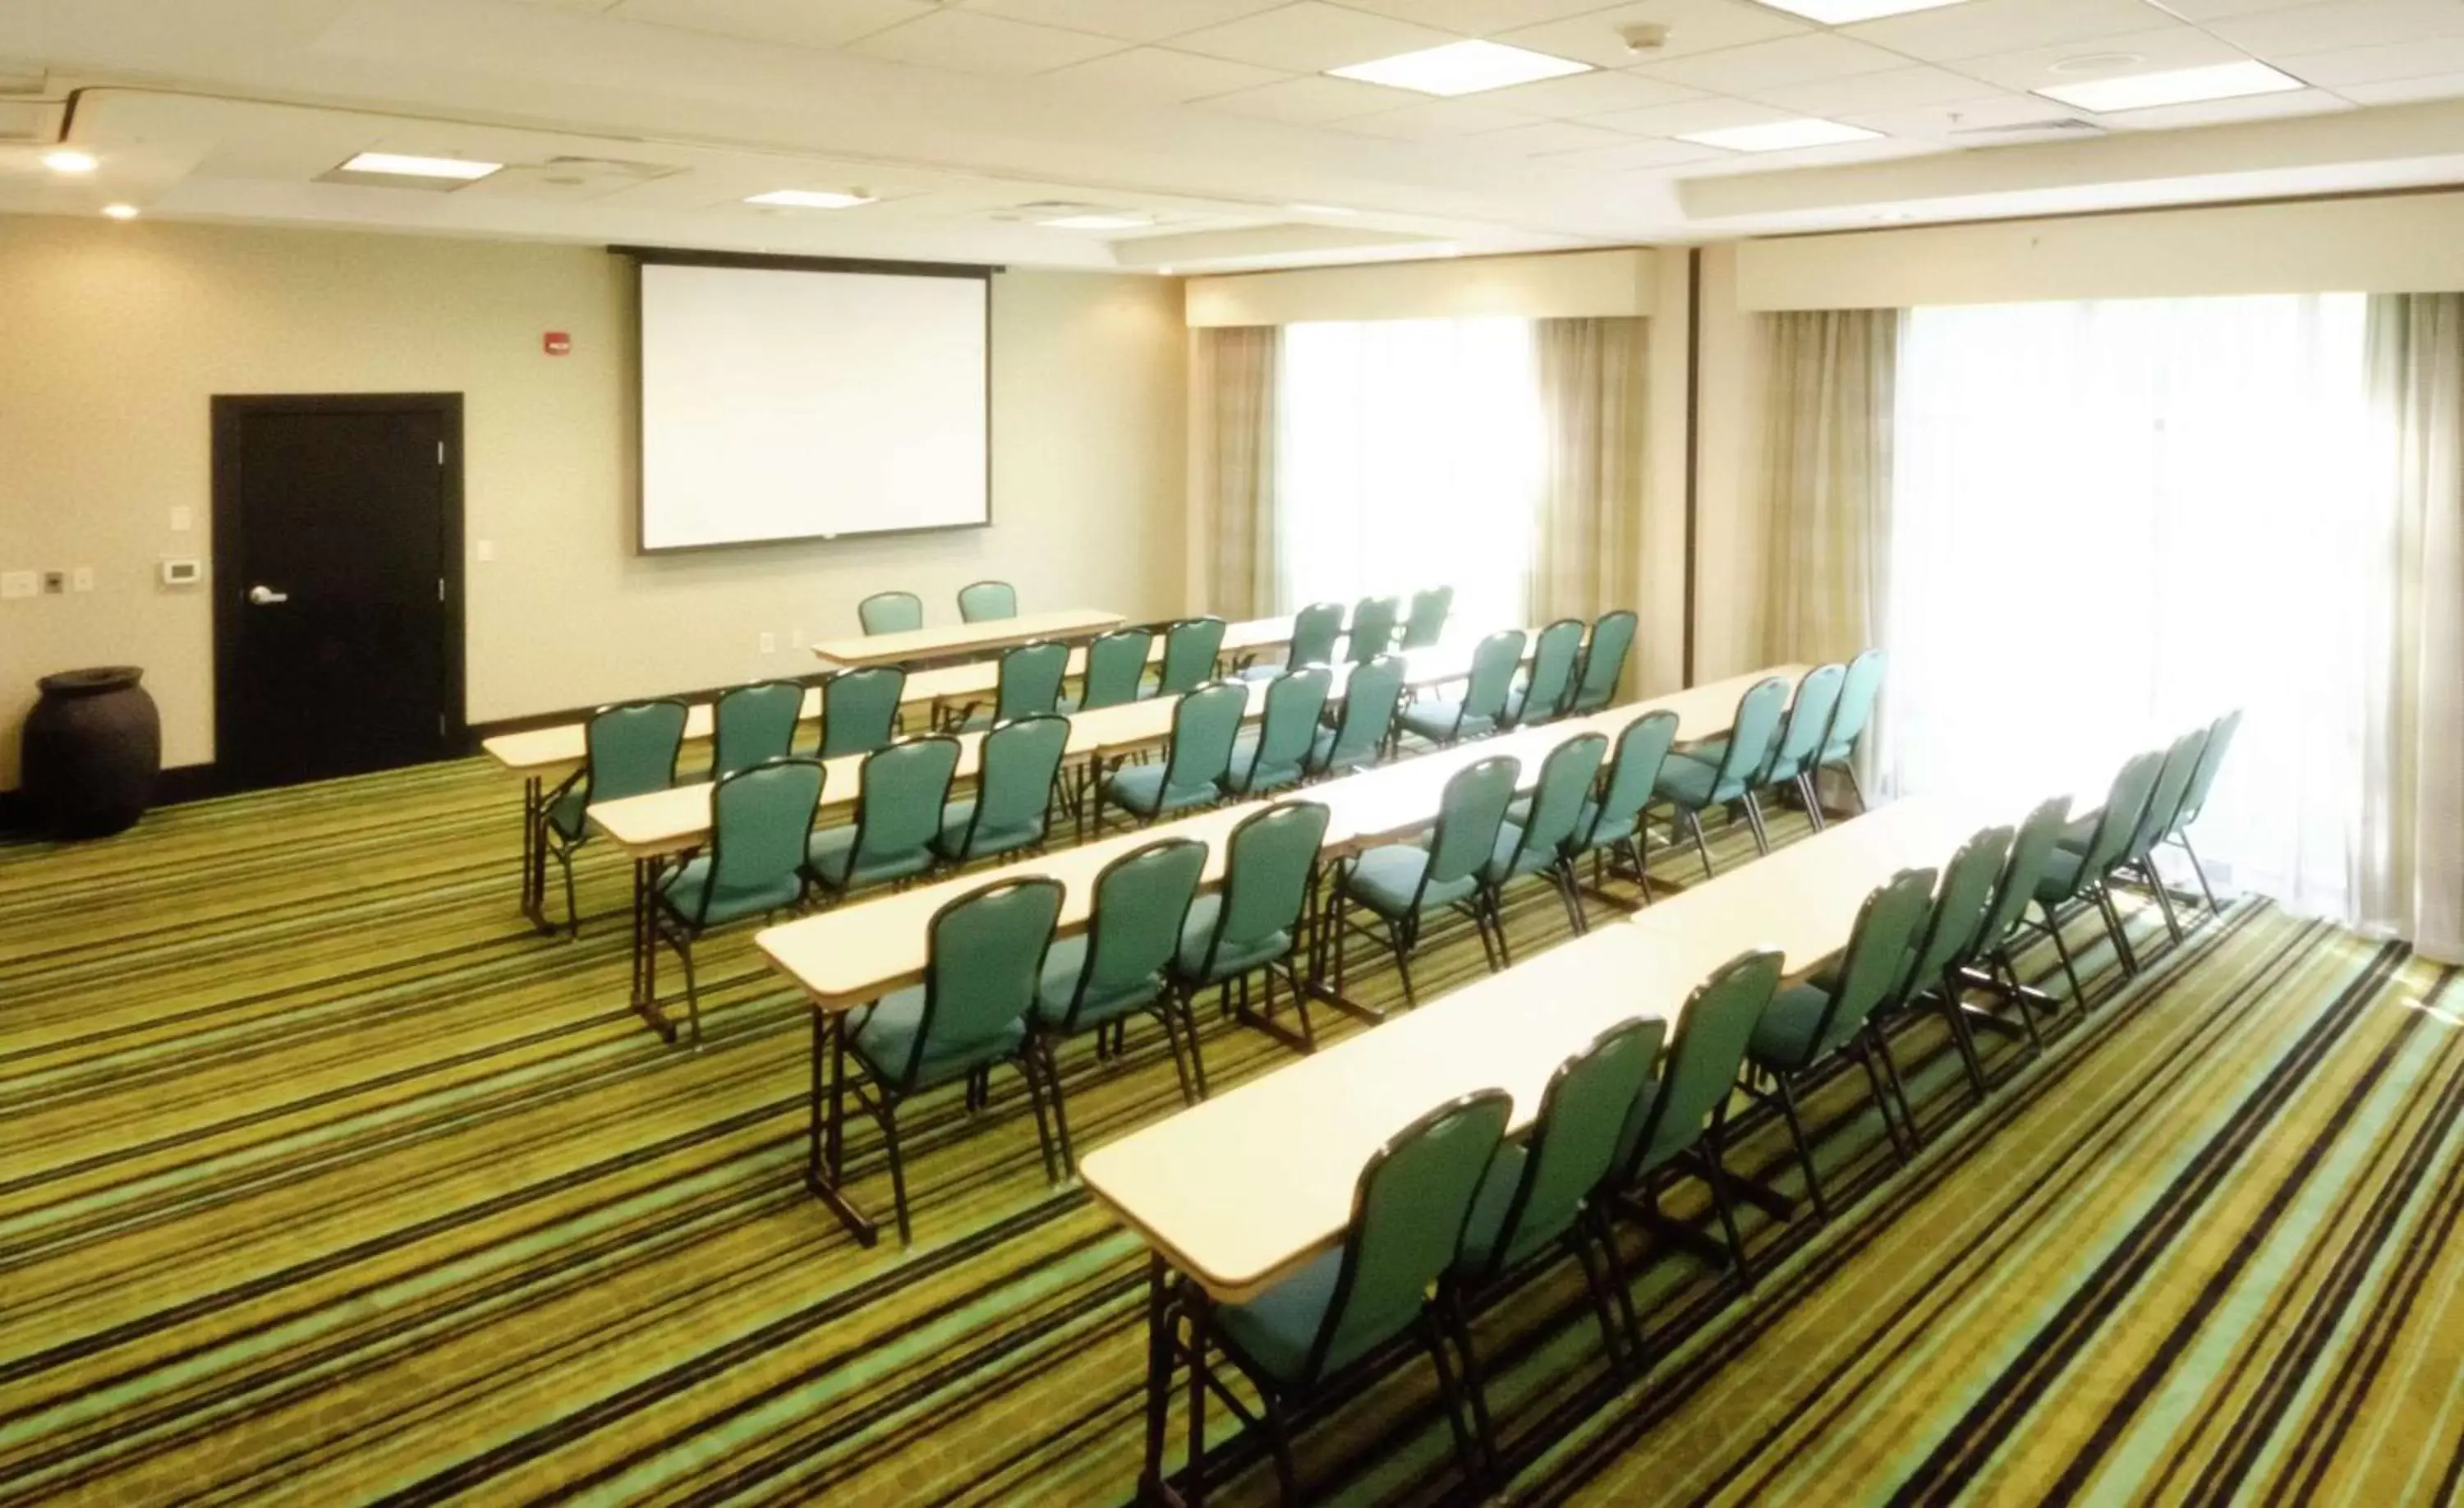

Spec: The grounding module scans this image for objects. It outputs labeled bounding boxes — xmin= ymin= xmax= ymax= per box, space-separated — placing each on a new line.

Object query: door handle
xmin=247 ymin=585 xmax=290 ymax=605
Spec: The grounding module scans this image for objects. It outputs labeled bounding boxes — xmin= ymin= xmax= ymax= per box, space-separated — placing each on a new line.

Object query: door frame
xmin=209 ymin=392 xmax=467 ymax=791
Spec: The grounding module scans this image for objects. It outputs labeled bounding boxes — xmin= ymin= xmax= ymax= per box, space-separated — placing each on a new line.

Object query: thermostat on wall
xmin=159 ymin=559 xmax=203 ymax=587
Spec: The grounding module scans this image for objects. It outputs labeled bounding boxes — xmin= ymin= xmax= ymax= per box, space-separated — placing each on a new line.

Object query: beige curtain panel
xmin=1529 ymin=315 xmax=1648 ymax=626
xmin=1191 ymin=325 xmax=1281 ymax=621
xmin=1758 ymin=308 xmax=1902 ymax=665
xmin=2360 ymin=292 xmax=2464 ymax=962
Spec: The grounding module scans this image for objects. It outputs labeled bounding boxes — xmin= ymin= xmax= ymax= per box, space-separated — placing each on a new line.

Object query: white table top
xmin=810 ymin=608 xmax=1128 ymax=671
xmin=1077 ymin=784 xmax=2051 ymax=1303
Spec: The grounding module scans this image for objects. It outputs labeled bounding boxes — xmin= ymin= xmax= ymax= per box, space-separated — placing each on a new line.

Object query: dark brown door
xmin=213 ymin=394 xmax=463 ymax=790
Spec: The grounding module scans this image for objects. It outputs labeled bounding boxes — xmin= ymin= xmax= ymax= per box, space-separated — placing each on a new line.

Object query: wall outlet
xmin=170 ymin=505 xmax=193 ymax=533
xmin=0 ymin=571 xmax=34 ymax=600
xmin=476 ymin=540 xmax=495 ymax=563
xmin=759 ymin=632 xmax=777 ymax=655
xmin=41 ymin=571 xmax=65 ymax=595
xmin=71 ymin=567 xmax=94 ymax=592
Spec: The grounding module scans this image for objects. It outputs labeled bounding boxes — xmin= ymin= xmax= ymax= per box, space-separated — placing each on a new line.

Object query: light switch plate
xmin=0 ymin=571 xmax=34 ymax=600
xmin=476 ymin=540 xmax=495 ymax=563
xmin=170 ymin=506 xmax=193 ymax=533
xmin=759 ymin=632 xmax=778 ymax=655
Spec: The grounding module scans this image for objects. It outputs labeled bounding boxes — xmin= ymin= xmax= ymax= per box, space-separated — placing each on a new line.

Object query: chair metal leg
xmin=1419 ymin=1313 xmax=1482 ymax=1489
xmin=1772 ymin=1072 xmax=1829 ymax=1221
xmin=2092 ymin=881 xmax=2140 ymax=975
xmin=2041 ymin=900 xmax=2086 ymax=1002
xmin=1257 ymin=1390 xmax=1301 ymax=1506
xmin=1796 ymin=771 xmax=1827 ymax=832
xmin=2177 ymin=832 xmax=2223 ymax=913
xmin=1031 ymin=1041 xmax=1070 ymax=1181
xmin=1842 ymin=761 xmax=1869 ymax=814
xmin=1180 ymin=991 xmax=1211 ymax=1099
xmin=1392 ymin=920 xmax=1419 ymax=1006
xmin=879 ymin=1097 xmax=913 ymax=1247
xmin=1850 ymin=1036 xmax=1911 ymax=1161
xmin=1740 ymin=791 xmax=1772 ymax=855
xmin=1442 ymin=1287 xmax=1500 ymax=1474
xmin=1487 ymin=894 xmax=1514 ymax=968
xmin=1701 ymin=1110 xmax=1754 ymax=1285
xmin=1555 ymin=862 xmax=1589 ymax=936
xmin=2138 ymin=857 xmax=2185 ymax=944
xmin=1683 ymin=808 xmax=1717 ymax=880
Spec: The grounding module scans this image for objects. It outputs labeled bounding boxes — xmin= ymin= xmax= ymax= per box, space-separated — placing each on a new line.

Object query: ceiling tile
xmin=1038 ymin=44 xmax=1290 ymax=98
xmin=2156 ymin=0 xmax=2322 ymax=16
xmin=1678 ymin=132 xmax=1947 ymax=174
xmin=1476 ymin=67 xmax=1706 ymax=116
xmin=1473 ymin=117 xmax=1638 ymax=151
xmin=1952 ymin=25 xmax=2251 ymax=91
xmin=1839 ymin=0 xmax=2171 ymax=62
xmin=959 ymin=0 xmax=1289 ymax=43
xmin=1337 ymin=97 xmax=1547 ymax=135
xmin=1335 ymin=0 xmax=1627 ymax=37
xmin=1169 ymin=2 xmax=1457 ymax=71
xmin=1841 ymin=90 xmax=2088 ymax=140
xmin=1746 ymin=62 xmax=2010 ymax=113
xmin=2338 ymin=67 xmax=2464 ymax=100
xmin=1193 ymin=72 xmax=1417 ymax=120
xmin=1494 ymin=0 xmax=1810 ymax=71
xmin=852 ymin=8 xmax=1126 ymax=71
xmin=1582 ymin=94 xmax=1796 ymax=134
xmin=1536 ymin=134 xmax=1728 ymax=169
xmin=2276 ymin=33 xmax=2464 ymax=85
xmin=609 ymin=0 xmax=935 ymax=50
xmin=2204 ymin=1 xmax=2464 ymax=57
xmin=1634 ymin=32 xmax=1910 ymax=93
xmin=2096 ymin=85 xmax=2352 ymax=126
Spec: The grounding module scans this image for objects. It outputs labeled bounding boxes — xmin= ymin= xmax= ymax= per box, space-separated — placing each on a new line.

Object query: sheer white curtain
xmin=1276 ymin=317 xmax=1542 ymax=631
xmin=1884 ymin=293 xmax=2379 ymax=920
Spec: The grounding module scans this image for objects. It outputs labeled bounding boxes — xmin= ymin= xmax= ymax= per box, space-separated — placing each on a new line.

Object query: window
xmin=1884 ymin=293 xmax=2378 ymax=917
xmin=1276 ymin=317 xmax=1543 ymax=632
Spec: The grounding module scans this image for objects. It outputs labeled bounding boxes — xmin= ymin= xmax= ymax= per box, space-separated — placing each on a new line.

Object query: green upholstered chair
xmin=1099 ymin=681 xmax=1244 ymax=829
xmin=1761 ymin=661 xmax=1848 ymax=830
xmin=2025 ymin=749 xmax=2165 ymax=1000
xmin=1504 ymin=618 xmax=1585 ymax=729
xmin=1653 ymin=674 xmax=1791 ymax=879
xmin=1068 ymin=627 xmax=1153 ymax=713
xmin=1482 ymin=732 xmax=1608 ymax=945
xmin=817 ymin=667 xmax=906 ymax=760
xmin=837 ymin=876 xmax=1065 ymax=1244
xmin=1229 ymin=667 xmax=1331 ymax=798
xmin=804 ymin=736 xmax=962 ymax=903
xmin=1963 ymin=795 xmax=2076 ymax=1042
xmin=1310 ymin=653 xmax=1407 ymax=777
xmin=1400 ymin=629 xmax=1525 ymax=747
xmin=1175 ymin=800 xmax=1331 ymax=1073
xmin=2165 ymin=708 xmax=2241 ymax=913
xmin=1331 ymin=755 xmax=1520 ymax=1007
xmin=1245 ymin=601 xmax=1345 ymax=682
xmin=711 ymin=680 xmax=804 ymax=780
xmin=541 ymin=698 xmax=688 ymax=936
xmin=857 ymin=591 xmax=923 ymax=636
xmin=1188 ymin=1090 xmax=1509 ymax=1502
xmin=1814 ymin=648 xmax=1887 ymax=813
xmin=1152 ymin=617 xmax=1228 ymax=698
xmin=934 ymin=714 xmax=1069 ymax=867
xmin=1876 ymin=825 xmax=2015 ymax=1121
xmin=1446 ymin=1017 xmax=1666 ymax=1441
xmin=956 ymin=579 xmax=1018 ymax=623
xmin=1565 ymin=710 xmax=1680 ymax=908
xmin=2108 ymin=724 xmax=2211 ymax=947
xmin=1348 ymin=595 xmax=1403 ymax=664
xmin=1033 ymin=837 xmax=1210 ymax=1169
xmin=1569 ymin=609 xmax=1637 ymax=715
xmin=1744 ymin=867 xmax=1935 ymax=1220
xmin=1611 ymin=949 xmax=1785 ymax=1279
xmin=650 ymin=756 xmax=823 ymax=1045
xmin=1400 ymin=585 xmax=1453 ymax=650
xmin=960 ymin=639 xmax=1069 ymax=732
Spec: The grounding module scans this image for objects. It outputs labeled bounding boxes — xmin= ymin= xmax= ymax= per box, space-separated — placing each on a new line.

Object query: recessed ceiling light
xmin=1753 ymin=0 xmax=1973 ymax=21
xmin=744 ymin=188 xmax=876 ymax=209
xmin=339 ymin=152 xmax=501 ymax=181
xmin=1287 ymin=203 xmax=1358 ymax=215
xmin=41 ymin=148 xmax=98 ymax=175
xmin=1040 ymin=213 xmax=1150 ymax=230
xmin=1678 ymin=117 xmax=1883 ymax=152
xmin=2036 ymin=59 xmax=2304 ymax=113
xmin=101 ymin=203 xmax=139 ymax=220
xmin=1328 ymin=39 xmax=1589 ymax=97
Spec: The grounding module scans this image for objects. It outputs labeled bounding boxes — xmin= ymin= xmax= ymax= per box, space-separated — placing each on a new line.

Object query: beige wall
xmin=0 ymin=216 xmax=1187 ymax=788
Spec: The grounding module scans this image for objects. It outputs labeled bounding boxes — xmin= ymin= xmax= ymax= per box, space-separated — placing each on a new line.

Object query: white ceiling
xmin=8 ymin=0 xmax=2464 ymax=268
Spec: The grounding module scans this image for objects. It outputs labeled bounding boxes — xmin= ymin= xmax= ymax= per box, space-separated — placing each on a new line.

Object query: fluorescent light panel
xmin=1328 ymin=39 xmax=1588 ymax=97
xmin=101 ymin=203 xmax=139 ymax=219
xmin=745 ymin=188 xmax=874 ymax=209
xmin=1754 ymin=0 xmax=1973 ymax=21
xmin=2035 ymin=59 xmax=2303 ymax=113
xmin=340 ymin=151 xmax=500 ymax=180
xmin=1679 ymin=117 xmax=1882 ymax=152
xmin=42 ymin=148 xmax=97 ymax=174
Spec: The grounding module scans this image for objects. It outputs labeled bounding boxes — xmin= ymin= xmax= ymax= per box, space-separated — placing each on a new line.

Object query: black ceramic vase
xmin=21 ymin=667 xmax=161 ymax=839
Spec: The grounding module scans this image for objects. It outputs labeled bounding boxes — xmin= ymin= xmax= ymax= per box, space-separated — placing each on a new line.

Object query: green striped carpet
xmin=2 ymin=757 xmax=2459 ymax=1506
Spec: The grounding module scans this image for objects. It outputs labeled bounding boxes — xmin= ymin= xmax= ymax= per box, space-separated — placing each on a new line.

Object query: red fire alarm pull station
xmin=543 ymin=331 xmax=572 ymax=356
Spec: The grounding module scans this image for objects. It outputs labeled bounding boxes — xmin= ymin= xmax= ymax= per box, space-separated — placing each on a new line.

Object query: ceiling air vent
xmin=1949 ymin=117 xmax=2106 ymax=140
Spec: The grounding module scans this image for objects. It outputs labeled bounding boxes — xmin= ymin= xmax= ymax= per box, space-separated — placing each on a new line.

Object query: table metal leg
xmin=629 ymin=856 xmax=679 ymax=1043
xmin=520 ymin=776 xmax=554 ymax=934
xmin=804 ymin=1009 xmax=881 ymax=1245
xmin=1140 ymin=1253 xmax=1178 ymax=1503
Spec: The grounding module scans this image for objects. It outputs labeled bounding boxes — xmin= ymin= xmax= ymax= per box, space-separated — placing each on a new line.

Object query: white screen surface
xmin=637 ymin=260 xmax=989 ymax=550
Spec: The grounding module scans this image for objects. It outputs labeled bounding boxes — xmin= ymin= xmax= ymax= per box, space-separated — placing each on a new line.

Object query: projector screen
xmin=634 ymin=256 xmax=991 ymax=552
